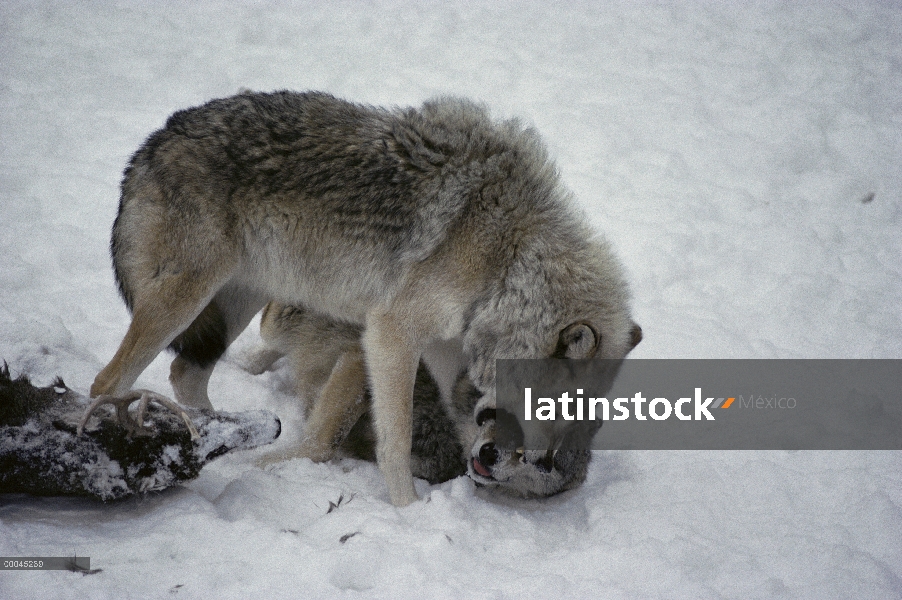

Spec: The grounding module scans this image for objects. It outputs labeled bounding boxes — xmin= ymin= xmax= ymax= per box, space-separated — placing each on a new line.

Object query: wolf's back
xmin=107 ymin=92 xmax=518 ymax=311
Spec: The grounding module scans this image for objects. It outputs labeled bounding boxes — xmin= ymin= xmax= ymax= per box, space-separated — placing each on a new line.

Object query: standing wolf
xmin=90 ymin=91 xmax=640 ymax=506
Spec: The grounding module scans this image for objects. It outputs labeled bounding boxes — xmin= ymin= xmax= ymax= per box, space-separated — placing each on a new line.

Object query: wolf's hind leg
xmin=91 ymin=272 xmax=229 ymax=399
xmin=242 ymin=346 xmax=284 ymax=376
xmin=169 ymin=285 xmax=267 ymax=409
xmin=237 ymin=304 xmax=291 ymax=377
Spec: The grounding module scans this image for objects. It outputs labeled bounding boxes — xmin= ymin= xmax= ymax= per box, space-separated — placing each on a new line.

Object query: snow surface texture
xmin=1 ymin=1 xmax=900 ymax=598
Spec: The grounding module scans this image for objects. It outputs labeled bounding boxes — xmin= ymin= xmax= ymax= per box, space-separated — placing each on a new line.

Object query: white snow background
xmin=1 ymin=1 xmax=901 ymax=598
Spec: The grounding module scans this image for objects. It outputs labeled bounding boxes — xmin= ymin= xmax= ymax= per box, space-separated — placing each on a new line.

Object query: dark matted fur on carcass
xmin=0 ymin=363 xmax=280 ymax=501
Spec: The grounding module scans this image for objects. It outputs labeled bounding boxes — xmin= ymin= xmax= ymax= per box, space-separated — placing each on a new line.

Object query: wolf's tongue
xmin=472 ymin=458 xmax=492 ymax=478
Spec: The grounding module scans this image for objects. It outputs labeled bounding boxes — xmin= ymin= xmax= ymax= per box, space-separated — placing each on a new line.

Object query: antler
xmin=77 ymin=390 xmax=199 ymax=440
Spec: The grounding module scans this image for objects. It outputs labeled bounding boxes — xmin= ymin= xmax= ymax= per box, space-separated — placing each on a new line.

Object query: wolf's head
xmin=455 ymin=229 xmax=642 ymax=497
xmin=463 ymin=230 xmax=642 ymax=430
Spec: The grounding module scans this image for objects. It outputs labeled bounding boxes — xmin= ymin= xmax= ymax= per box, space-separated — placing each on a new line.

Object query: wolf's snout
xmin=478 ymin=442 xmax=499 ymax=467
xmin=471 ymin=443 xmax=496 ymax=478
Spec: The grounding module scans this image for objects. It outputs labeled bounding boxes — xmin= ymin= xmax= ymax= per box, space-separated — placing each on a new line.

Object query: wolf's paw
xmin=255 ymin=437 xmax=337 ymax=469
xmin=77 ymin=389 xmax=200 ymax=440
xmin=237 ymin=345 xmax=283 ymax=376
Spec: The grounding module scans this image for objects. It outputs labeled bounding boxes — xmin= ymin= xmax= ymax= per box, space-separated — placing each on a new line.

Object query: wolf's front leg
xmin=295 ymin=345 xmax=368 ymax=461
xmin=257 ymin=345 xmax=369 ymax=468
xmin=363 ymin=312 xmax=420 ymax=507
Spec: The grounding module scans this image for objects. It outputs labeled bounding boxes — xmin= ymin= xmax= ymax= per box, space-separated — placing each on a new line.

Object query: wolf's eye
xmin=515 ymin=447 xmax=525 ymax=463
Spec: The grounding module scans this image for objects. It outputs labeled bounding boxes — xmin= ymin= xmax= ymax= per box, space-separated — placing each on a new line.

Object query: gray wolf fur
xmin=248 ymin=302 xmax=624 ymax=496
xmin=91 ymin=90 xmax=641 ymax=506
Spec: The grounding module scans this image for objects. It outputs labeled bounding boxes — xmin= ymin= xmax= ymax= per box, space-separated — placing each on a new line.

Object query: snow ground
xmin=1 ymin=1 xmax=900 ymax=598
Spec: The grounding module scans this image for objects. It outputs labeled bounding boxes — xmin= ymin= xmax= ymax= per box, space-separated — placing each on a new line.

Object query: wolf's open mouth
xmin=471 ymin=457 xmax=493 ymax=479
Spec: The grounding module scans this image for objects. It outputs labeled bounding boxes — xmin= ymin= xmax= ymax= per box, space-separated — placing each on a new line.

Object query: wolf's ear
xmin=555 ymin=322 xmax=599 ymax=359
xmin=628 ymin=322 xmax=643 ymax=350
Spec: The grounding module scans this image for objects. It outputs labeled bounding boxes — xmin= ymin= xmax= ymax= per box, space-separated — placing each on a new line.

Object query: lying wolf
xmin=248 ymin=303 xmax=636 ymax=497
xmin=89 ymin=91 xmax=640 ymax=505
